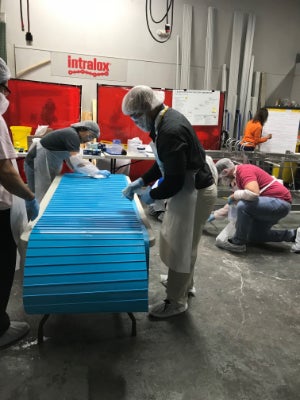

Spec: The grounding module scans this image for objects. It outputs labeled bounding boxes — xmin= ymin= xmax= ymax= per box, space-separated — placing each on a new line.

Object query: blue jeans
xmin=233 ymin=197 xmax=293 ymax=244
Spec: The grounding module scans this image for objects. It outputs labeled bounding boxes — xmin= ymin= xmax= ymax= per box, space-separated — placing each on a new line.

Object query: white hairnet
xmin=122 ymin=85 xmax=164 ymax=115
xmin=206 ymin=156 xmax=218 ymax=185
xmin=0 ymin=57 xmax=11 ymax=83
xmin=215 ymin=158 xmax=235 ymax=174
xmin=71 ymin=120 xmax=100 ymax=138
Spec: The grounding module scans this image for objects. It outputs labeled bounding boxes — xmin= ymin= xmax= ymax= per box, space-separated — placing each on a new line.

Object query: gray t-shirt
xmin=25 ymin=127 xmax=80 ymax=167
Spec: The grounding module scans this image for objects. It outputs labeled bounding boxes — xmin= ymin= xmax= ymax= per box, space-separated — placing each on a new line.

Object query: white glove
xmin=92 ymin=170 xmax=111 ymax=178
xmin=122 ymin=177 xmax=144 ymax=200
xmin=69 ymin=154 xmax=99 ymax=176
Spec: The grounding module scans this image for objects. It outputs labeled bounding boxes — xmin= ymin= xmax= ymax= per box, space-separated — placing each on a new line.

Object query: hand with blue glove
xmin=138 ymin=186 xmax=153 ymax=205
xmin=227 ymin=195 xmax=235 ymax=205
xmin=25 ymin=198 xmax=39 ymax=221
xmin=207 ymin=213 xmax=215 ymax=223
xmin=122 ymin=177 xmax=144 ymax=200
xmin=95 ymin=169 xmax=111 ymax=178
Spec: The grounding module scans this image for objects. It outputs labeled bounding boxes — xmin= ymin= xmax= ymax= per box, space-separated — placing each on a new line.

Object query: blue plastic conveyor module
xmin=23 ymin=173 xmax=149 ymax=315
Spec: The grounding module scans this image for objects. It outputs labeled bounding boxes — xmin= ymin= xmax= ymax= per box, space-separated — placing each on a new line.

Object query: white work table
xmin=103 ymin=150 xmax=155 ymax=173
xmin=17 ymin=151 xmax=155 ymax=174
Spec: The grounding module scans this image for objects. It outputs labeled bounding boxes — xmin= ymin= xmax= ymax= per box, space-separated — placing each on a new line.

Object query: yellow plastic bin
xmin=272 ymin=163 xmax=298 ymax=184
xmin=272 ymin=142 xmax=300 ymax=184
xmin=10 ymin=126 xmax=32 ymax=150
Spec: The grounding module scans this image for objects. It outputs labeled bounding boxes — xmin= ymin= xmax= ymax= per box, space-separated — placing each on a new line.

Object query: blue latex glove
xmin=25 ymin=198 xmax=39 ymax=221
xmin=227 ymin=195 xmax=234 ymax=205
xmin=138 ymin=187 xmax=153 ymax=205
xmin=122 ymin=177 xmax=144 ymax=200
xmin=96 ymin=169 xmax=111 ymax=178
xmin=207 ymin=213 xmax=215 ymax=223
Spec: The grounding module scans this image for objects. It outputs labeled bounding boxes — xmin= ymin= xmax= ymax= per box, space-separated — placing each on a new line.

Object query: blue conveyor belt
xmin=23 ymin=174 xmax=149 ymax=314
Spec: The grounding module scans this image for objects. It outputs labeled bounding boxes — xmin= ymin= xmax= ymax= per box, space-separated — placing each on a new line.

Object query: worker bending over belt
xmin=24 ymin=121 xmax=110 ymax=202
xmin=122 ymin=85 xmax=217 ymax=319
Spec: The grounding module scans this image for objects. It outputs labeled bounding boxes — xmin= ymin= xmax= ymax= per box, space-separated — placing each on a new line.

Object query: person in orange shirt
xmin=239 ymin=107 xmax=272 ymax=151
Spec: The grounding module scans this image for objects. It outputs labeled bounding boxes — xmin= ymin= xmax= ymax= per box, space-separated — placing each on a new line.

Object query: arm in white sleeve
xmin=68 ymin=154 xmax=99 ymax=176
xmin=233 ymin=189 xmax=259 ymax=201
xmin=213 ymin=203 xmax=230 ymax=220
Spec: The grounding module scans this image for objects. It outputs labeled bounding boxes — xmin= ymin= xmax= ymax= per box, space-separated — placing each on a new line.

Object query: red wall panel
xmin=4 ymin=79 xmax=82 ymax=132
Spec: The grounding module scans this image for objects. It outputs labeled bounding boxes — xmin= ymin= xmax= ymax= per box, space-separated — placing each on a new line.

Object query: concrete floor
xmin=1 ymin=208 xmax=299 ymax=400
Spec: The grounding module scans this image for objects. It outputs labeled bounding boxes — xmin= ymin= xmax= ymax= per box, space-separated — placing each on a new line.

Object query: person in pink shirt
xmin=215 ymin=158 xmax=300 ymax=253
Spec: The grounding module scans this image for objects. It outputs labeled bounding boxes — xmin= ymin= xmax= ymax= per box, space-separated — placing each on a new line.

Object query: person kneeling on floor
xmin=215 ymin=158 xmax=300 ymax=253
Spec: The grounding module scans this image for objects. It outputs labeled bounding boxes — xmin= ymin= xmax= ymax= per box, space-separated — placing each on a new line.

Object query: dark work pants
xmin=0 ymin=209 xmax=17 ymax=335
xmin=238 ymin=145 xmax=255 ymax=152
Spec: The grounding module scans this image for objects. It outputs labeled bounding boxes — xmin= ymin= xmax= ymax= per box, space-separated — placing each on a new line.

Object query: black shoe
xmin=0 ymin=321 xmax=30 ymax=349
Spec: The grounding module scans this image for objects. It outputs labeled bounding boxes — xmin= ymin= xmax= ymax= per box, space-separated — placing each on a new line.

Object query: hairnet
xmin=0 ymin=57 xmax=11 ymax=84
xmin=215 ymin=158 xmax=235 ymax=177
xmin=122 ymin=85 xmax=164 ymax=115
xmin=71 ymin=120 xmax=100 ymax=138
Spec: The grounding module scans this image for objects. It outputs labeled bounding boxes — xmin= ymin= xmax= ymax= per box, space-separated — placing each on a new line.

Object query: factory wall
xmin=1 ymin=0 xmax=300 ymax=115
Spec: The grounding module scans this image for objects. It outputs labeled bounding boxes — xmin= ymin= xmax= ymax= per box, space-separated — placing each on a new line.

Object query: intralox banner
xmin=51 ymin=52 xmax=128 ymax=81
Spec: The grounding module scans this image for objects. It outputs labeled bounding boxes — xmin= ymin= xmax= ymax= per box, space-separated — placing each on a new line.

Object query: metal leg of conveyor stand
xmin=38 ymin=314 xmax=50 ymax=344
xmin=127 ymin=312 xmax=136 ymax=337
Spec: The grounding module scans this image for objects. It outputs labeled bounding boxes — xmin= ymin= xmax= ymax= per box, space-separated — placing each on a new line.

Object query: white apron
xmin=34 ymin=141 xmax=70 ymax=203
xmin=10 ymin=160 xmax=28 ymax=268
xmin=160 ymin=174 xmax=217 ymax=273
xmin=160 ymin=169 xmax=199 ymax=273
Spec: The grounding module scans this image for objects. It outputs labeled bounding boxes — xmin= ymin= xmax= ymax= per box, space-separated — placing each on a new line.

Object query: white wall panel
xmin=1 ymin=0 xmax=299 ymax=113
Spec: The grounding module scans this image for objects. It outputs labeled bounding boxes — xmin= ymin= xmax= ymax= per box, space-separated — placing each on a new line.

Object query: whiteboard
xmin=260 ymin=108 xmax=300 ymax=153
xmin=172 ymin=90 xmax=220 ymax=125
